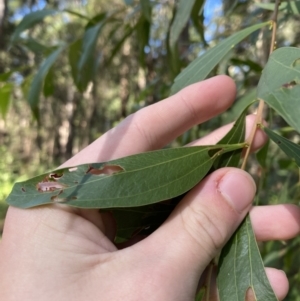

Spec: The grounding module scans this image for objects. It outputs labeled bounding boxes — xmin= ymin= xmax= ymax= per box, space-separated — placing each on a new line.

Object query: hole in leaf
xmin=51 ymin=195 xmax=66 ymax=203
xmin=49 ymin=173 xmax=63 ymax=180
xmin=86 ymin=164 xmax=124 ymax=176
xmin=282 ymin=80 xmax=297 ymax=89
xmin=37 ymin=182 xmax=66 ymax=192
xmin=292 ymin=58 xmax=300 ymax=68
xmin=36 ymin=175 xmax=67 ymax=192
xmin=21 ymin=187 xmax=26 ymax=192
xmin=69 ymin=167 xmax=78 ymax=172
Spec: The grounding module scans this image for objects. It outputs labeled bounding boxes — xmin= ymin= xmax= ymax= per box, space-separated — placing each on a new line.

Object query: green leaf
xmin=136 ymin=15 xmax=150 ymax=67
xmin=255 ymin=1 xmax=300 ymax=14
xmin=257 ymin=47 xmax=300 ymax=133
xmin=228 ymin=89 xmax=257 ymax=121
xmin=6 ymin=144 xmax=244 ymax=209
xmin=28 ymin=46 xmax=65 ymax=119
xmin=217 ymin=215 xmax=278 ymax=301
xmin=68 ymin=39 xmax=83 ymax=92
xmin=43 ymin=66 xmax=55 ymax=97
xmin=140 ymin=0 xmax=152 ymax=22
xmin=0 ymin=83 xmax=13 ymax=118
xmin=256 ymin=139 xmax=269 ymax=169
xmin=21 ymin=38 xmax=56 ymax=54
xmin=76 ymin=23 xmax=103 ymax=92
xmin=263 ymin=127 xmax=300 ymax=166
xmin=171 ymin=22 xmax=269 ymax=94
xmin=190 ymin=0 xmax=206 ymax=45
xmin=169 ymin=0 xmax=196 ymax=49
xmin=85 ymin=12 xmax=106 ymax=29
xmin=105 ymin=25 xmax=136 ymax=66
xmin=216 ymin=115 xmax=276 ymax=300
xmin=63 ymin=9 xmax=91 ymax=20
xmin=166 ymin=6 xmax=181 ymax=78
xmin=11 ymin=9 xmax=57 ymax=43
xmin=215 ymin=110 xmax=246 ymax=168
xmin=111 ymin=202 xmax=175 ymax=243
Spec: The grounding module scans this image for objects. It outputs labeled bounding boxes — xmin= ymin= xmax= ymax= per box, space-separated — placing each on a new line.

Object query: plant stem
xmin=241 ymin=0 xmax=281 ymax=170
xmin=205 ymin=262 xmax=214 ymax=301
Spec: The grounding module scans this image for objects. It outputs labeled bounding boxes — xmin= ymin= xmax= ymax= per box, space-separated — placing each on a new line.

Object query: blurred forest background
xmin=0 ymin=0 xmax=299 ymax=298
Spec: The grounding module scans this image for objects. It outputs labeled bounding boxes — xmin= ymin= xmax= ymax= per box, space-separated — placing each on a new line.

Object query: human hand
xmin=1 ymin=76 xmax=299 ymax=301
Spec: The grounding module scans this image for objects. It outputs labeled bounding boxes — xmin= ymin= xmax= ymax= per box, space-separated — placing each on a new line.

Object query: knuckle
xmin=179 ymin=92 xmax=199 ymax=125
xmin=128 ymin=110 xmax=155 ymax=149
xmin=181 ymin=204 xmax=227 ymax=253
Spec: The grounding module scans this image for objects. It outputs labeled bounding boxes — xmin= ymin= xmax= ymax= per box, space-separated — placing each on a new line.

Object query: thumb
xmin=137 ymin=168 xmax=256 ymax=287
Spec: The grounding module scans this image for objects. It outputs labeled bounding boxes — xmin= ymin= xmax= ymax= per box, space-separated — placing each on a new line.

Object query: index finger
xmin=62 ymin=75 xmax=236 ymax=167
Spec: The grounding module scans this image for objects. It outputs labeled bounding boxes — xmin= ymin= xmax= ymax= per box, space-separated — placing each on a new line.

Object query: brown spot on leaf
xmin=282 ymin=80 xmax=297 ymax=89
xmin=86 ymin=164 xmax=124 ymax=176
xmin=21 ymin=187 xmax=26 ymax=192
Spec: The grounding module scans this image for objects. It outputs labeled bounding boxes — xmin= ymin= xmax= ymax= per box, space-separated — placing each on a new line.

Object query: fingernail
xmin=218 ymin=170 xmax=256 ymax=213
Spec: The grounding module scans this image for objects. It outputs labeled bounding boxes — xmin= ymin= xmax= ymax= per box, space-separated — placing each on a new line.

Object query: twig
xmin=241 ymin=0 xmax=281 ymax=170
xmin=205 ymin=262 xmax=214 ymax=301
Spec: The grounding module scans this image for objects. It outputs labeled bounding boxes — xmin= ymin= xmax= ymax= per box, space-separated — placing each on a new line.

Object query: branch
xmin=241 ymin=0 xmax=281 ymax=170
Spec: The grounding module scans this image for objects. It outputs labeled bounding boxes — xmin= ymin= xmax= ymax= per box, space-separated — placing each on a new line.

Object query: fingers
xmin=136 ymin=168 xmax=256 ymax=282
xmin=265 ymin=268 xmax=289 ymax=301
xmin=62 ymin=75 xmax=236 ymax=167
xmin=251 ymin=204 xmax=300 ymax=241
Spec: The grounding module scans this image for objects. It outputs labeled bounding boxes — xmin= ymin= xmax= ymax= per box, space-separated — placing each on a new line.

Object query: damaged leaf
xmin=257 ymin=47 xmax=300 ymax=133
xmin=110 ymin=112 xmax=246 ymax=243
xmin=6 ymin=144 xmax=244 ymax=209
